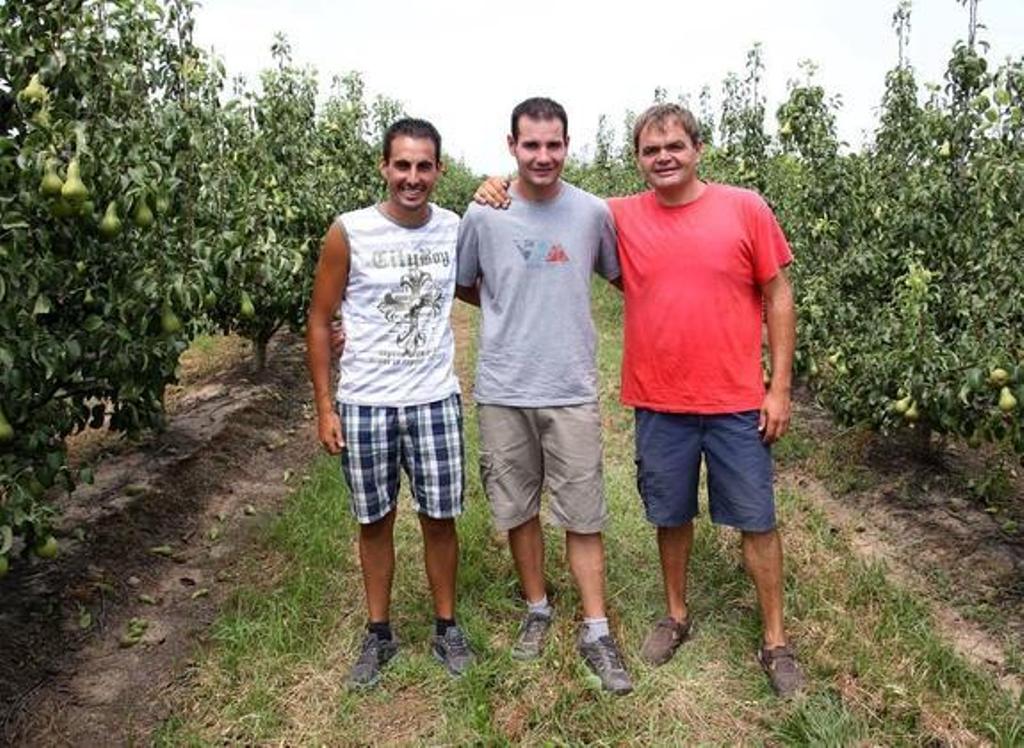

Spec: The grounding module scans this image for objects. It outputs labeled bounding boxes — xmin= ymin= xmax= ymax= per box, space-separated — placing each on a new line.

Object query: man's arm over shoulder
xmin=306 ymin=220 xmax=350 ymax=453
xmin=472 ymin=176 xmax=512 ymax=209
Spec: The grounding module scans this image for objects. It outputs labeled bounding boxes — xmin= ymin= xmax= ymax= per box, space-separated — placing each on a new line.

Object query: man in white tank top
xmin=307 ymin=119 xmax=473 ymax=688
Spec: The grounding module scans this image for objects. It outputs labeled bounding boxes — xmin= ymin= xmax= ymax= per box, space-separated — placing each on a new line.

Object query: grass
xmin=172 ymin=333 xmax=251 ymax=387
xmin=154 ymin=282 xmax=1024 ymax=745
xmin=66 ymin=334 xmax=253 ymax=467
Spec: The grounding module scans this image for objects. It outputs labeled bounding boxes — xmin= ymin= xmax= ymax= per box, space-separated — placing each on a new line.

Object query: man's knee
xmin=419 ymin=514 xmax=456 ymax=539
xmin=360 ymin=508 xmax=397 ymax=539
xmin=742 ymin=527 xmax=779 ymax=544
xmin=565 ymin=529 xmax=603 ymax=543
xmin=740 ymin=528 xmax=782 ymax=564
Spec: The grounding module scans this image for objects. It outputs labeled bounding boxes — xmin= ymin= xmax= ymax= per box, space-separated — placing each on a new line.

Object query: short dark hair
xmin=382 ymin=118 xmax=442 ymax=163
xmin=632 ymin=104 xmax=702 ymax=154
xmin=510 ymin=97 xmax=568 ymax=141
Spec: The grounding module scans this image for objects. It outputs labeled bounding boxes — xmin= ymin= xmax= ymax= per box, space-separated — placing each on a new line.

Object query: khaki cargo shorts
xmin=477 ymin=402 xmax=607 ymax=534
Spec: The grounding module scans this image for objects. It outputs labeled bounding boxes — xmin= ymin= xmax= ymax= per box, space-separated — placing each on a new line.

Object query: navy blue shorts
xmin=634 ymin=409 xmax=775 ymax=532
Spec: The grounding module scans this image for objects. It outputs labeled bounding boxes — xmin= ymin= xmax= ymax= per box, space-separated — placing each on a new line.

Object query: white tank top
xmin=336 ymin=204 xmax=460 ymax=407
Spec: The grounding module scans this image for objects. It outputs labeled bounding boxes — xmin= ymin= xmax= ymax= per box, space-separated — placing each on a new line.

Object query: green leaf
xmin=33 ymin=295 xmax=52 ymax=316
xmin=46 ymin=451 xmax=64 ymax=472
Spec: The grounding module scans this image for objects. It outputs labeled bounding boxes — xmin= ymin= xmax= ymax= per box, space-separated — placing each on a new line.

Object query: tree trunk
xmin=254 ymin=336 xmax=268 ymax=373
xmin=912 ymin=420 xmax=934 ymax=459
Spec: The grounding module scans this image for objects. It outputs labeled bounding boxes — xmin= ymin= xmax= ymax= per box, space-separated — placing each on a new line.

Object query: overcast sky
xmin=194 ymin=0 xmax=1023 ymax=174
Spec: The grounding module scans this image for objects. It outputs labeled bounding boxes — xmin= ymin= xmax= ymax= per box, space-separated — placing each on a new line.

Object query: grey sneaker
xmin=346 ymin=632 xmax=399 ymax=689
xmin=432 ymin=625 xmax=475 ymax=677
xmin=578 ymin=633 xmax=633 ymax=695
xmin=757 ymin=644 xmax=806 ymax=698
xmin=640 ymin=615 xmax=692 ymax=666
xmin=511 ymin=611 xmax=553 ymax=660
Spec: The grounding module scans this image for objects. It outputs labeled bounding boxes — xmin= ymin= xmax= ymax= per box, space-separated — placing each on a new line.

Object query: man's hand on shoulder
xmin=473 ymin=176 xmax=512 ymax=209
xmin=759 ymin=385 xmax=791 ymax=444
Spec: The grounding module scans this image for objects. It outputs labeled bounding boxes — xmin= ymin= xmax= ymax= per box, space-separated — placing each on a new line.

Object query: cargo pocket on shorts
xmin=480 ymin=450 xmax=513 ymax=499
xmin=479 ymin=449 xmax=519 ymax=526
xmin=479 ymin=450 xmax=494 ymax=489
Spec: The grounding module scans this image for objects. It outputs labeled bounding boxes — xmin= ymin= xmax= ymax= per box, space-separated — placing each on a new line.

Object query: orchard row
xmin=0 ymin=0 xmax=476 ymax=560
xmin=566 ymin=3 xmax=1022 ymax=455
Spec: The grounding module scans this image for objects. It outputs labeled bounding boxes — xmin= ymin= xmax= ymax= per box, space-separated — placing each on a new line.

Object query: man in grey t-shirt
xmin=455 ymin=97 xmax=631 ymax=695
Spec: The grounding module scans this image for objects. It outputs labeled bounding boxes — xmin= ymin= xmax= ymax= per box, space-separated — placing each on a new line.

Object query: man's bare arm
xmin=306 ymin=222 xmax=350 ymax=453
xmin=760 ymin=267 xmax=796 ymax=444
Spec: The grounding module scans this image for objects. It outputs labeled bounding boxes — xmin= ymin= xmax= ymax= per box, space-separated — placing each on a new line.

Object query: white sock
xmin=527 ymin=595 xmax=553 ymax=618
xmin=582 ymin=616 xmax=609 ymax=643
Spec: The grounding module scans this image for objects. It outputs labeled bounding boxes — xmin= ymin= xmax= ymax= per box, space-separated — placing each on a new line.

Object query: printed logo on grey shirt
xmin=514 ymin=239 xmax=571 ymax=266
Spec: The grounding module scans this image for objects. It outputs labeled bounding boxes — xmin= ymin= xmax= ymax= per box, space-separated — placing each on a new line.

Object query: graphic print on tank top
xmin=514 ymin=238 xmax=570 ymax=266
xmin=376 ymin=267 xmax=445 ymax=356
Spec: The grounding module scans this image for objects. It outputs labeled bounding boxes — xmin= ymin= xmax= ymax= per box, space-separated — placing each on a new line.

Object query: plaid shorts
xmin=339 ymin=393 xmax=464 ymax=524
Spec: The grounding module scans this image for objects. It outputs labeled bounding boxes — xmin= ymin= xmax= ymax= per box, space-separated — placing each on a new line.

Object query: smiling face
xmin=380 ymin=135 xmax=441 ymax=222
xmin=636 ymin=118 xmax=703 ymax=199
xmin=508 ymin=115 xmax=568 ymax=201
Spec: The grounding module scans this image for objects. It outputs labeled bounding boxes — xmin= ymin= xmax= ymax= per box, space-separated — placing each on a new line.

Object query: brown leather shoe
xmin=757 ymin=644 xmax=806 ymax=698
xmin=640 ymin=615 xmax=692 ymax=666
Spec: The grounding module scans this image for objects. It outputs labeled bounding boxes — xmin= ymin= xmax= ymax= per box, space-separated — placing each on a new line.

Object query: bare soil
xmin=0 ymin=332 xmax=317 ymax=746
xmin=780 ymin=395 xmax=1024 ymax=695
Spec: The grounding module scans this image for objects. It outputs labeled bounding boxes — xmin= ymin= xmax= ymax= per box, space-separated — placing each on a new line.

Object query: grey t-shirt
xmin=456 ymin=180 xmax=620 ymax=407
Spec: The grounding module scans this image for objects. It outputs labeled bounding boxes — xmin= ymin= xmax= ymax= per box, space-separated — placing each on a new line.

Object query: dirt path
xmin=0 ymin=332 xmax=317 ymax=746
xmin=779 ymin=397 xmax=1024 ymax=696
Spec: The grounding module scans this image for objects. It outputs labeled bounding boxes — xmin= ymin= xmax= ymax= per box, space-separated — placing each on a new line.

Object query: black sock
xmin=435 ymin=617 xmax=456 ymax=636
xmin=368 ymin=621 xmax=392 ymax=641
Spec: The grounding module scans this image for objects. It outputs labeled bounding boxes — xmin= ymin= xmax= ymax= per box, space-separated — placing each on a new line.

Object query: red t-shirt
xmin=608 ymin=183 xmax=793 ymax=414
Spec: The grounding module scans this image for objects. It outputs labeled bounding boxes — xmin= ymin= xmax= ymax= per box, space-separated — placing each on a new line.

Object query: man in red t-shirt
xmin=607 ymin=103 xmax=802 ymax=697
